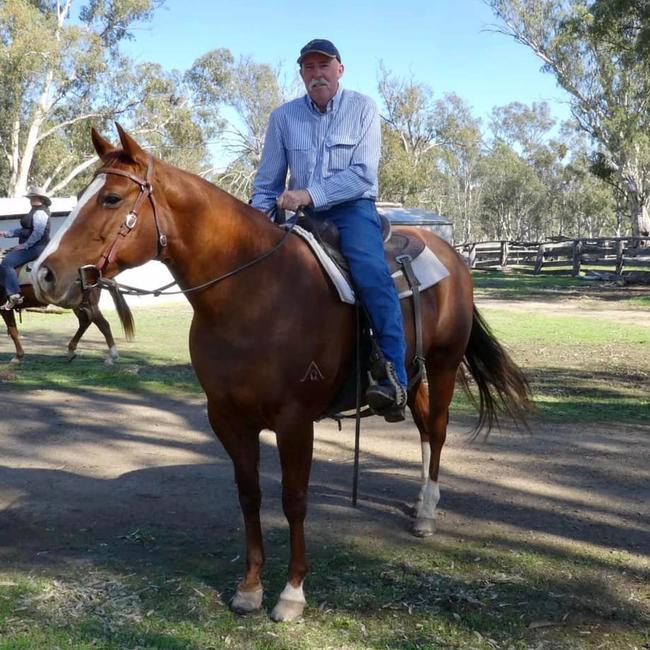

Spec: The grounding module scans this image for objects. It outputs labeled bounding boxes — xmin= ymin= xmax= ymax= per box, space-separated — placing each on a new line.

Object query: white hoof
xmin=270 ymin=597 xmax=305 ymax=622
xmin=413 ymin=517 xmax=436 ymax=537
xmin=104 ymin=356 xmax=114 ymax=366
xmin=67 ymin=351 xmax=77 ymax=362
xmin=9 ymin=356 xmax=21 ymax=365
xmin=109 ymin=346 xmax=119 ymax=361
xmin=231 ymin=587 xmax=263 ymax=614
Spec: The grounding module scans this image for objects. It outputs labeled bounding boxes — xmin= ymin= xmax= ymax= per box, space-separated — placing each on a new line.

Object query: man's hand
xmin=0 ymin=231 xmax=7 ymax=237
xmin=277 ymin=189 xmax=312 ymax=212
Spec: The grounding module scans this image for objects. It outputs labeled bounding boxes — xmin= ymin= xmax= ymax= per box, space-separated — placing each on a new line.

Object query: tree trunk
xmin=628 ymin=193 xmax=650 ymax=245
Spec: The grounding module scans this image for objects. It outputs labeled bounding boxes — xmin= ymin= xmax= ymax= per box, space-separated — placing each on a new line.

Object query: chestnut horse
xmin=0 ymin=282 xmax=118 ymax=365
xmin=32 ymin=125 xmax=530 ymax=622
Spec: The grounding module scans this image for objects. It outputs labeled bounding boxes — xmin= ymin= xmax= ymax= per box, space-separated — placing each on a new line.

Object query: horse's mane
xmin=98 ymin=150 xmax=269 ymax=226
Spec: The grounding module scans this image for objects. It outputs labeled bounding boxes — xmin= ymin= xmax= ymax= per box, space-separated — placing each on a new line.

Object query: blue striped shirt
xmin=251 ymin=88 xmax=380 ymax=212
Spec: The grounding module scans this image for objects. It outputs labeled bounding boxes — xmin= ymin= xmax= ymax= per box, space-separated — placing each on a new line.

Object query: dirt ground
xmin=0 ymin=294 xmax=647 ymax=624
xmin=0 ymin=387 xmax=648 ymax=563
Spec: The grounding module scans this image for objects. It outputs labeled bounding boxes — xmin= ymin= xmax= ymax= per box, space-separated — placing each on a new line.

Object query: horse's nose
xmin=35 ymin=263 xmax=56 ymax=296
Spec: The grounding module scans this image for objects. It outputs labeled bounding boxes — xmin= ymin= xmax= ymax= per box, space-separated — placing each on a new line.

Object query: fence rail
xmin=455 ymin=237 xmax=650 ymax=280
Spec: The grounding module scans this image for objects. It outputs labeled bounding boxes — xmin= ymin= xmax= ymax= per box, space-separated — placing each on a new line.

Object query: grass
xmin=0 ymin=528 xmax=647 ymax=649
xmin=3 ymin=285 xmax=649 ymax=423
xmin=1 ymin=303 xmax=199 ymax=397
xmin=0 ymin=281 xmax=648 ymax=648
xmin=471 ymin=269 xmax=650 ymax=308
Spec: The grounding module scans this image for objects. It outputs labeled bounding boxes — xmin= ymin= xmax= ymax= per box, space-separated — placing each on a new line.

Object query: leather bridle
xmin=79 ymin=154 xmax=167 ymax=291
xmin=78 ymin=156 xmax=294 ymax=297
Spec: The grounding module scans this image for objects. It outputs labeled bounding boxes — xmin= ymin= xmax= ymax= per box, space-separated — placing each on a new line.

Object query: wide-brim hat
xmin=297 ymin=39 xmax=341 ymax=64
xmin=24 ymin=185 xmax=51 ymax=206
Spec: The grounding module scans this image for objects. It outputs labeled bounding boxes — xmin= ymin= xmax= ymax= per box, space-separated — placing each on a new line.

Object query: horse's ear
xmin=90 ymin=128 xmax=115 ymax=161
xmin=115 ymin=122 xmax=147 ymax=162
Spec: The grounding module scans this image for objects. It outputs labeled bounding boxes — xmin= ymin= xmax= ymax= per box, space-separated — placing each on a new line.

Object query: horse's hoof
xmin=230 ymin=588 xmax=263 ymax=614
xmin=413 ymin=517 xmax=436 ymax=537
xmin=9 ymin=356 xmax=21 ymax=365
xmin=67 ymin=352 xmax=77 ymax=363
xmin=270 ymin=597 xmax=305 ymax=622
xmin=104 ymin=357 xmax=114 ymax=366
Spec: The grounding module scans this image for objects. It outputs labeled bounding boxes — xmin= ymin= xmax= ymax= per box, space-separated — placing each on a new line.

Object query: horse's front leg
xmin=210 ymin=411 xmax=265 ymax=615
xmin=271 ymin=418 xmax=314 ymax=622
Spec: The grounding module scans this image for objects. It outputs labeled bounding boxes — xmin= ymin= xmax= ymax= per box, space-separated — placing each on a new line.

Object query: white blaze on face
xmin=31 ymin=174 xmax=107 ymax=280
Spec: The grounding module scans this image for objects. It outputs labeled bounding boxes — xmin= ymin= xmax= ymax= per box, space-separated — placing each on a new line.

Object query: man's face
xmin=300 ymin=53 xmax=344 ymax=109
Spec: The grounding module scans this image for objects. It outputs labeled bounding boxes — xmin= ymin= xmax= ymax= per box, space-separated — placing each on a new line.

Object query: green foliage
xmin=487 ymin=0 xmax=650 ymax=238
xmin=479 ymin=142 xmax=547 ymax=241
xmin=208 ymin=55 xmax=288 ymax=200
xmin=0 ymin=0 xmax=227 ymax=196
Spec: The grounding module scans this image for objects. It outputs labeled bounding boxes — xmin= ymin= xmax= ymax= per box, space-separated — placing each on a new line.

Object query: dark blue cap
xmin=297 ymin=39 xmax=341 ymax=64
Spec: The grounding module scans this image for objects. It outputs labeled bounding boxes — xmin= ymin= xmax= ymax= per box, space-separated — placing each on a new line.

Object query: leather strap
xmin=396 ymin=254 xmax=424 ymax=388
xmin=94 ymin=155 xmax=167 ymax=274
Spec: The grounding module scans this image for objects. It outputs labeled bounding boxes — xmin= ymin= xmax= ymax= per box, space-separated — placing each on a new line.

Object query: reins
xmin=79 ymin=158 xmax=294 ymax=297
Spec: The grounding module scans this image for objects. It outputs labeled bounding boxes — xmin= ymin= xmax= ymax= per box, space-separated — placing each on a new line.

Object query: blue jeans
xmin=311 ymin=199 xmax=407 ymax=386
xmin=0 ymin=244 xmax=46 ymax=296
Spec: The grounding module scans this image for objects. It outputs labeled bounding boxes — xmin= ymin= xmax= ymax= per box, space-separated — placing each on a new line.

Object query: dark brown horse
xmin=32 ymin=125 xmax=530 ymax=622
xmin=0 ymin=282 xmax=118 ymax=364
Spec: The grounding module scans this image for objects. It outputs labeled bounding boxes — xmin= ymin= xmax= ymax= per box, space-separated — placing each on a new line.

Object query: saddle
xmin=292 ymin=212 xmax=427 ymax=421
xmin=296 ymin=212 xmax=426 ymax=283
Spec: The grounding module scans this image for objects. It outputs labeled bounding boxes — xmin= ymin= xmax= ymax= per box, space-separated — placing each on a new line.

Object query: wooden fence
xmin=455 ymin=237 xmax=650 ymax=280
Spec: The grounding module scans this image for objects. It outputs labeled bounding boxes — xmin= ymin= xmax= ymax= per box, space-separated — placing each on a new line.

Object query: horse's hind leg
xmin=407 ymin=367 xmax=457 ymax=537
xmin=2 ymin=310 xmax=24 ymax=364
xmin=68 ymin=307 xmax=92 ymax=362
xmin=92 ymin=310 xmax=118 ymax=364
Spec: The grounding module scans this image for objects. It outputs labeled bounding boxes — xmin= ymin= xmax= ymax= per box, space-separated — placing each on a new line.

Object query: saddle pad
xmin=290 ymin=225 xmax=449 ymax=304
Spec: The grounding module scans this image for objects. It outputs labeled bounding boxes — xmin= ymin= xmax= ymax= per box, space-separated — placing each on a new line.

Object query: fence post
xmin=534 ymin=243 xmax=545 ymax=274
xmin=572 ymin=239 xmax=582 ymax=276
xmin=500 ymin=240 xmax=509 ymax=267
xmin=468 ymin=243 xmax=477 ymax=268
xmin=616 ymin=239 xmax=625 ymax=277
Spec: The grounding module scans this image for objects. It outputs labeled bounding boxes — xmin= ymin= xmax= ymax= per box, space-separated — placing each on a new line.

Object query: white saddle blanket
xmin=290 ymin=225 xmax=449 ymax=305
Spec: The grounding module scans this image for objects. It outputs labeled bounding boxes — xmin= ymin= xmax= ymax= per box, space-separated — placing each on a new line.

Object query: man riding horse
xmin=251 ymin=39 xmax=408 ymax=422
xmin=0 ymin=186 xmax=51 ymax=310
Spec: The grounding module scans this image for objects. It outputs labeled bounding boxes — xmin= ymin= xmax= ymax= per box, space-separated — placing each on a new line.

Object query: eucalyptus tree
xmin=377 ymin=64 xmax=442 ymax=210
xmin=483 ymin=101 xmax=559 ymax=240
xmin=479 ymin=141 xmax=547 ymax=240
xmin=486 ymin=0 xmax=650 ymax=239
xmin=561 ymin=151 xmax=618 ymax=237
xmin=378 ymin=66 xmax=485 ymax=229
xmin=432 ymin=93 xmax=484 ymax=242
xmin=0 ymin=0 xmax=171 ymax=197
xmin=190 ymin=52 xmax=288 ymax=201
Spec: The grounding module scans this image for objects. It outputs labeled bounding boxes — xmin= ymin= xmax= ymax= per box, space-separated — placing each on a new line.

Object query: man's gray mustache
xmin=309 ymin=79 xmax=329 ymax=89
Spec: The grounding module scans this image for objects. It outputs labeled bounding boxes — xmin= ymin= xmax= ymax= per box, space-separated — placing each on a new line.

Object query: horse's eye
xmin=101 ymin=194 xmax=122 ymax=207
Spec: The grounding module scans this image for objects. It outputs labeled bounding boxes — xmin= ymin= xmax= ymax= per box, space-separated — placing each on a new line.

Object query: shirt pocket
xmin=286 ymin=133 xmax=312 ymax=175
xmin=325 ymin=132 xmax=356 ymax=173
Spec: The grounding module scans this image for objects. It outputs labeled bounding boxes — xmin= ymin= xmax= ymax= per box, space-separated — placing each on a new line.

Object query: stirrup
xmin=0 ymin=294 xmax=23 ymax=310
xmin=366 ymin=361 xmax=407 ymax=416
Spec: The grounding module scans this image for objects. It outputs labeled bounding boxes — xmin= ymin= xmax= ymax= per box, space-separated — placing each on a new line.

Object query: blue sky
xmin=122 ymin=0 xmax=572 ymax=163
xmin=125 ymin=0 xmax=571 ymax=117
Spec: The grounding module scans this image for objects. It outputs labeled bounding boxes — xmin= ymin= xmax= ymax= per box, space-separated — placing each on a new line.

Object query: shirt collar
xmin=306 ymin=86 xmax=343 ymax=115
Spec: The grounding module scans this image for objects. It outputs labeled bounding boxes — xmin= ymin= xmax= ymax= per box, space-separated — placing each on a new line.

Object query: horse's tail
xmin=459 ymin=305 xmax=532 ymax=436
xmin=106 ymin=283 xmax=135 ymax=341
